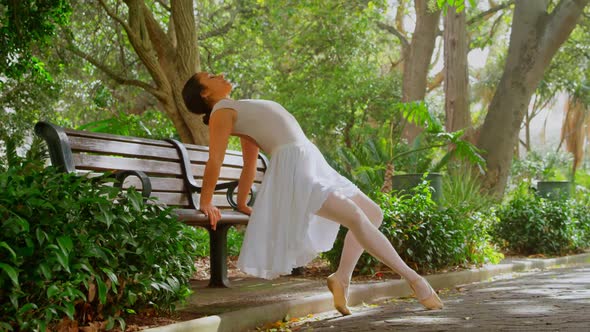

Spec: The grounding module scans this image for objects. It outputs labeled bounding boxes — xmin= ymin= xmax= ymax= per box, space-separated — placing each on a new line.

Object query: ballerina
xmin=182 ymin=72 xmax=443 ymax=315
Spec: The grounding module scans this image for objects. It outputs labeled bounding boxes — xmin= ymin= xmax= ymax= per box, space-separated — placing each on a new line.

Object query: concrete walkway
xmin=280 ymin=265 xmax=590 ymax=331
xmin=144 ymin=253 xmax=590 ymax=332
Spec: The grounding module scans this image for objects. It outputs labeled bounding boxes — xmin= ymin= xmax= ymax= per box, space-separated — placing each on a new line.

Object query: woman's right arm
xmin=200 ymin=108 xmax=235 ymax=230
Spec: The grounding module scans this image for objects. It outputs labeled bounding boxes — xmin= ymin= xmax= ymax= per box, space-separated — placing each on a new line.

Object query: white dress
xmin=211 ymin=99 xmax=360 ymax=279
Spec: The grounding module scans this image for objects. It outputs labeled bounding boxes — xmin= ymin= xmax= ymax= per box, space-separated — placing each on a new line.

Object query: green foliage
xmin=442 ymin=165 xmax=496 ymax=211
xmin=77 ymin=109 xmax=178 ymax=140
xmin=205 ymin=0 xmax=399 ymax=149
xmin=325 ymin=182 xmax=503 ymax=274
xmin=435 ymin=0 xmax=477 ymax=13
xmin=327 ymin=136 xmax=394 ymax=196
xmin=575 ymin=168 xmax=590 ymax=191
xmin=398 ymin=101 xmax=486 ymax=173
xmin=0 ymin=162 xmax=199 ymax=330
xmin=0 ymin=0 xmax=71 ymax=79
xmin=493 ymin=185 xmax=589 ymax=255
xmin=0 ymin=133 xmax=49 ymax=174
xmin=191 ymin=227 xmax=245 ymax=258
xmin=327 ymin=101 xmax=486 ymax=196
xmin=540 ymin=8 xmax=590 ymax=107
xmin=511 ymin=151 xmax=572 ymax=185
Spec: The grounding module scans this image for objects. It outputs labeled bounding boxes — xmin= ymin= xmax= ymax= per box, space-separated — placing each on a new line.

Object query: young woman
xmin=182 ymin=72 xmax=443 ymax=315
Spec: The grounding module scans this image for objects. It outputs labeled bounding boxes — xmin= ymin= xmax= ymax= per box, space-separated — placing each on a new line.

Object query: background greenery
xmin=1 ymin=0 xmax=589 ymax=329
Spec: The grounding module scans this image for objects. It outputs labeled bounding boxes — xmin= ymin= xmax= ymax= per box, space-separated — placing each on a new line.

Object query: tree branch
xmin=97 ymin=0 xmax=132 ymax=33
xmin=172 ymin=0 xmax=198 ymax=77
xmin=199 ymin=19 xmax=234 ymax=40
xmin=143 ymin=2 xmax=176 ymax=60
xmin=156 ymin=0 xmax=171 ymax=12
xmin=543 ymin=0 xmax=590 ymax=64
xmin=377 ymin=21 xmax=410 ymax=51
xmin=427 ymin=70 xmax=444 ymax=92
xmin=199 ymin=4 xmax=240 ymax=40
xmin=65 ymin=42 xmax=166 ymax=100
xmin=395 ymin=0 xmax=407 ymax=36
xmin=467 ymin=0 xmax=514 ymax=25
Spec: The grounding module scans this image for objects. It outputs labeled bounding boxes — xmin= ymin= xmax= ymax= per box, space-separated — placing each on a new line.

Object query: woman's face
xmin=197 ymin=72 xmax=232 ymax=102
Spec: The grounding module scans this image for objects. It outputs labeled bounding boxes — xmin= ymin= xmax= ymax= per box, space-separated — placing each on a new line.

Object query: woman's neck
xmin=208 ymin=95 xmax=231 ymax=108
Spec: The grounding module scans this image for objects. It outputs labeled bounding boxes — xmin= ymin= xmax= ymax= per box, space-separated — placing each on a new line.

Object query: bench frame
xmin=35 ymin=121 xmax=269 ymax=288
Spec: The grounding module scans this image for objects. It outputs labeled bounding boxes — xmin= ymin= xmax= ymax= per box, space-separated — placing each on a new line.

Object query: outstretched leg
xmin=317 ymin=191 xmax=442 ymax=314
xmin=331 ymin=192 xmax=384 ymax=286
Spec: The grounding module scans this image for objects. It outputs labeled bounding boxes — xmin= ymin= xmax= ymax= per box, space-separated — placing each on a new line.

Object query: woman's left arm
xmin=237 ymin=137 xmax=259 ymax=215
xmin=200 ymin=108 xmax=234 ymax=230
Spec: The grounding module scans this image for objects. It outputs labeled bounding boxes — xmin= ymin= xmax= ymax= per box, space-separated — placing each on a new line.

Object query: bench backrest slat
xmin=68 ymin=135 xmax=181 ymax=161
xmin=73 ymin=154 xmax=184 ymax=176
xmin=123 ymin=176 xmax=185 ymax=192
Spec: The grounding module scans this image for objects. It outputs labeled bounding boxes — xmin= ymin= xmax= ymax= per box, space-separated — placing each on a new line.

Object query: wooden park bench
xmin=34 ymin=121 xmax=268 ymax=288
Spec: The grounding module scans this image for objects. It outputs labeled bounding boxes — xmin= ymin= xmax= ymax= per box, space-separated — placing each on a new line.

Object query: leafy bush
xmin=510 ymin=151 xmax=571 ymax=184
xmin=442 ymin=165 xmax=496 ymax=211
xmin=0 ymin=162 xmax=199 ymax=331
xmin=493 ymin=185 xmax=589 ymax=255
xmin=325 ymin=182 xmax=503 ymax=274
xmin=192 ymin=227 xmax=245 ymax=258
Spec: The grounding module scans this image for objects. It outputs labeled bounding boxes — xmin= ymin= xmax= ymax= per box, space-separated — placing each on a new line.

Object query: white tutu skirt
xmin=237 ymin=140 xmax=360 ymax=279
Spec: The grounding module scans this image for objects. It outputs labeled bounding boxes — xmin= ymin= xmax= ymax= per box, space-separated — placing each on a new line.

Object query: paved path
xmin=281 ymin=265 xmax=590 ymax=331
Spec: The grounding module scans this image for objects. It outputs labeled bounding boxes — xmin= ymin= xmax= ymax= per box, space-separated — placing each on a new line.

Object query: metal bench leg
xmin=208 ymin=224 xmax=232 ymax=288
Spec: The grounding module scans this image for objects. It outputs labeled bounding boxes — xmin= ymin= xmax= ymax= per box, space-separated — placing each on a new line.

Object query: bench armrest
xmin=166 ymin=138 xmax=257 ymax=210
xmin=113 ymin=170 xmax=152 ymax=198
xmin=225 ymin=183 xmax=257 ymax=209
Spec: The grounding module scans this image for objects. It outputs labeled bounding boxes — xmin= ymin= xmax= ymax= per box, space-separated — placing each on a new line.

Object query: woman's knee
xmin=317 ymin=192 xmax=370 ymax=229
xmin=351 ymin=193 xmax=383 ymax=227
xmin=373 ymin=206 xmax=384 ymax=227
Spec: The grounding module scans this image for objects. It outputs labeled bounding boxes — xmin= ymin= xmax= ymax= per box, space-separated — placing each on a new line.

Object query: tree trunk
xmin=444 ymin=6 xmax=470 ymax=133
xmin=401 ymin=0 xmax=441 ymax=142
xmin=477 ymin=0 xmax=589 ymax=196
xmin=78 ymin=0 xmax=209 ymax=145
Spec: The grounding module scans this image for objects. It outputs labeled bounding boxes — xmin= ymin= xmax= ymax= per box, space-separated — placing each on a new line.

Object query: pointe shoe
xmin=409 ymin=277 xmax=444 ymax=310
xmin=327 ymin=274 xmax=352 ymax=316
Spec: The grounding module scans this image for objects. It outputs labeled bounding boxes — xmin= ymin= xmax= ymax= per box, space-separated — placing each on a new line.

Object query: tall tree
xmin=379 ymin=0 xmax=441 ymax=143
xmin=444 ymin=5 xmax=470 ymax=133
xmin=477 ymin=0 xmax=590 ymax=196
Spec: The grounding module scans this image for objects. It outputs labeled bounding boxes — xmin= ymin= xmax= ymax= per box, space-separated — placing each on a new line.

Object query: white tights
xmin=316 ymin=191 xmax=431 ymax=299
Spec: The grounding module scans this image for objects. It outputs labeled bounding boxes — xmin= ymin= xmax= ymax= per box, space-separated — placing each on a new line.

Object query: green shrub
xmin=493 ymin=185 xmax=588 ymax=255
xmin=192 ymin=227 xmax=244 ymax=258
xmin=0 ymin=162 xmax=199 ymax=331
xmin=442 ymin=165 xmax=496 ymax=211
xmin=325 ymin=182 xmax=503 ymax=274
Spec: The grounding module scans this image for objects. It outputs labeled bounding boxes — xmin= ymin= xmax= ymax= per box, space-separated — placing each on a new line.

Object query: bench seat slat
xmin=174 ymin=209 xmax=249 ymax=226
xmin=123 ymin=177 xmax=261 ymax=193
xmin=150 ymin=192 xmax=237 ymax=208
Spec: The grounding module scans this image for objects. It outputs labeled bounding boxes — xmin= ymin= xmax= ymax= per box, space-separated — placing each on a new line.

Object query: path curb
xmin=144 ymin=252 xmax=590 ymax=332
